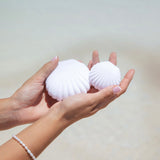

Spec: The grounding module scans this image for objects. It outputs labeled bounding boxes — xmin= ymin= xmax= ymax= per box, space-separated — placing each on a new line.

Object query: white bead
xmin=12 ymin=135 xmax=36 ymax=160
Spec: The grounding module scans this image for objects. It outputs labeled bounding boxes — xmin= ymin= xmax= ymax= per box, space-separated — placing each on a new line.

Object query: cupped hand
xmin=10 ymin=57 xmax=59 ymax=125
xmin=53 ymin=51 xmax=135 ymax=125
xmin=88 ymin=50 xmax=134 ymax=94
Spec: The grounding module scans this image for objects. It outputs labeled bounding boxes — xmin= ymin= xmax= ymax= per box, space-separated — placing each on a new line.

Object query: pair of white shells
xmin=46 ymin=59 xmax=121 ymax=101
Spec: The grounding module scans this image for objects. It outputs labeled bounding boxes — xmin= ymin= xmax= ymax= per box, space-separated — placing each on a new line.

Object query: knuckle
xmin=42 ymin=63 xmax=49 ymax=70
xmin=122 ymin=88 xmax=127 ymax=94
xmin=43 ymin=62 xmax=55 ymax=72
xmin=109 ymin=89 xmax=114 ymax=96
xmin=87 ymin=96 xmax=94 ymax=105
xmin=44 ymin=62 xmax=52 ymax=69
xmin=102 ymin=89 xmax=113 ymax=98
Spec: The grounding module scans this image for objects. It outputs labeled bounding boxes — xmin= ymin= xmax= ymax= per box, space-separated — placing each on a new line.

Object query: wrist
xmin=0 ymin=97 xmax=12 ymax=112
xmin=46 ymin=102 xmax=72 ymax=129
xmin=0 ymin=97 xmax=19 ymax=130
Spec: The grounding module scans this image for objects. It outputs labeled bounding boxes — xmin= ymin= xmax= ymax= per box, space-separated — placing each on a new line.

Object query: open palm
xmin=87 ymin=51 xmax=134 ymax=95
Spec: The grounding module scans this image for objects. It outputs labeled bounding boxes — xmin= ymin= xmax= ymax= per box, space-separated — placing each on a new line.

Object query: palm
xmin=11 ymin=59 xmax=59 ymax=123
xmin=12 ymin=81 xmax=56 ymax=123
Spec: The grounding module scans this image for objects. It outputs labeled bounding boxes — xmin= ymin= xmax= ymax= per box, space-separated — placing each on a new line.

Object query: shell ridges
xmin=89 ymin=61 xmax=121 ymax=90
xmin=46 ymin=59 xmax=90 ymax=101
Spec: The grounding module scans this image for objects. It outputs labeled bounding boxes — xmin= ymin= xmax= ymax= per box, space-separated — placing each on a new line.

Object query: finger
xmin=32 ymin=56 xmax=59 ymax=83
xmin=90 ymin=86 xmax=120 ymax=115
xmin=118 ymin=69 xmax=135 ymax=96
xmin=97 ymin=95 xmax=116 ymax=110
xmin=92 ymin=85 xmax=115 ymax=103
xmin=109 ymin=52 xmax=117 ymax=65
xmin=88 ymin=60 xmax=93 ymax=70
xmin=44 ymin=88 xmax=58 ymax=108
xmin=92 ymin=50 xmax=100 ymax=65
xmin=88 ymin=107 xmax=99 ymax=116
xmin=89 ymin=91 xmax=117 ymax=114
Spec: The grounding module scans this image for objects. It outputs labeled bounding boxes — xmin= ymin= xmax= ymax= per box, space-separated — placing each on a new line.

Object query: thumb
xmin=32 ymin=56 xmax=59 ymax=83
xmin=92 ymin=85 xmax=121 ymax=103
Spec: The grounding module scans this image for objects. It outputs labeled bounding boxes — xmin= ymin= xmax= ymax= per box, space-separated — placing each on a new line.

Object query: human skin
xmin=0 ymin=56 xmax=59 ymax=130
xmin=0 ymin=51 xmax=135 ymax=159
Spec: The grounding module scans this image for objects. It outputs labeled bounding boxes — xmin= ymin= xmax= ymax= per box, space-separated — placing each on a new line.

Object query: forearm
xmin=0 ymin=103 xmax=68 ymax=160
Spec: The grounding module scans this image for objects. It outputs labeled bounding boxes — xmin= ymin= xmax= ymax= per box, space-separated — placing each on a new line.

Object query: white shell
xmin=89 ymin=61 xmax=121 ymax=90
xmin=46 ymin=59 xmax=90 ymax=101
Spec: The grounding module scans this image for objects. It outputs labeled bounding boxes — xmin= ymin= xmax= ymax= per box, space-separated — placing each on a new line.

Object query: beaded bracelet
xmin=12 ymin=135 xmax=36 ymax=160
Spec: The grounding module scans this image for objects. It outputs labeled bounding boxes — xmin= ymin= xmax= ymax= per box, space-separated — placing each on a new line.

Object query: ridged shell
xmin=46 ymin=59 xmax=90 ymax=101
xmin=89 ymin=61 xmax=121 ymax=90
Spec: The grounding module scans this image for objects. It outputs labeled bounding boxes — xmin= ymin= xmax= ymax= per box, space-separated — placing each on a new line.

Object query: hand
xmin=6 ymin=57 xmax=59 ymax=128
xmin=53 ymin=51 xmax=135 ymax=125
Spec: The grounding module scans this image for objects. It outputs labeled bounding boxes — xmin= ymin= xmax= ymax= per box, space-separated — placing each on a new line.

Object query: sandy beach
xmin=0 ymin=1 xmax=160 ymax=160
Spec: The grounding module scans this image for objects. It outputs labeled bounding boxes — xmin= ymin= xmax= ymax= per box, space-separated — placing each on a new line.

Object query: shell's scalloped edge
xmin=45 ymin=59 xmax=90 ymax=101
xmin=46 ymin=60 xmax=122 ymax=100
xmin=89 ymin=61 xmax=121 ymax=90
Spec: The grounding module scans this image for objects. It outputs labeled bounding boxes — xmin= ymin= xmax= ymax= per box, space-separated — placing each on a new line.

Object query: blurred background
xmin=0 ymin=0 xmax=160 ymax=159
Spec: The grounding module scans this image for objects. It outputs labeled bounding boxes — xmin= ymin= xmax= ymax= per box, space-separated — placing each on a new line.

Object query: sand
xmin=0 ymin=1 xmax=160 ymax=160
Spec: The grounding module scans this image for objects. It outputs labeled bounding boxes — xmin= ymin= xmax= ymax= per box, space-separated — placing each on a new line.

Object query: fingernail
xmin=51 ymin=56 xmax=57 ymax=62
xmin=113 ymin=86 xmax=121 ymax=94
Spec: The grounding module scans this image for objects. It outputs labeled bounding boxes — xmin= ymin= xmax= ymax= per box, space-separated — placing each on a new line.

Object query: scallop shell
xmin=89 ymin=61 xmax=121 ymax=90
xmin=46 ymin=59 xmax=90 ymax=101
